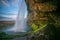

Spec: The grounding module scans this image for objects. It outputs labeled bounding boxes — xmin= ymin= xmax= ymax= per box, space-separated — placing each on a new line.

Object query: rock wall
xmin=25 ymin=0 xmax=60 ymax=40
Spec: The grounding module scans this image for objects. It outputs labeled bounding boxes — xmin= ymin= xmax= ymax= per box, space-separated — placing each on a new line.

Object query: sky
xmin=0 ymin=0 xmax=28 ymax=21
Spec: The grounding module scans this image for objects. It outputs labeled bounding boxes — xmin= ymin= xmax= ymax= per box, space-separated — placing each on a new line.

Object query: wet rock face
xmin=25 ymin=0 xmax=60 ymax=40
xmin=26 ymin=0 xmax=57 ymax=12
xmin=25 ymin=0 xmax=59 ymax=27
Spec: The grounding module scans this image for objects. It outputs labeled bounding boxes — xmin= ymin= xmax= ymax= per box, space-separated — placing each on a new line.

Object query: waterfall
xmin=3 ymin=0 xmax=30 ymax=33
xmin=13 ymin=0 xmax=28 ymax=32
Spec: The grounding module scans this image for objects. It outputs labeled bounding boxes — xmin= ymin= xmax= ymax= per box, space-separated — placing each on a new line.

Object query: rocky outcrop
xmin=25 ymin=0 xmax=60 ymax=29
xmin=25 ymin=0 xmax=60 ymax=40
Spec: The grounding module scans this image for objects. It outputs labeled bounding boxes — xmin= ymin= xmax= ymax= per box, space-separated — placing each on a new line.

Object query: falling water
xmin=3 ymin=0 xmax=30 ymax=34
xmin=13 ymin=0 xmax=28 ymax=32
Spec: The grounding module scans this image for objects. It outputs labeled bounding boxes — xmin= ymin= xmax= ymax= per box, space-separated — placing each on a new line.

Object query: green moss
xmin=31 ymin=23 xmax=38 ymax=31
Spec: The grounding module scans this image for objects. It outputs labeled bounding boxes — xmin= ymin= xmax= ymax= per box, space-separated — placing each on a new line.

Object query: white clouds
xmin=0 ymin=0 xmax=19 ymax=7
xmin=1 ymin=0 xmax=9 ymax=6
xmin=0 ymin=0 xmax=9 ymax=7
xmin=0 ymin=14 xmax=17 ymax=21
